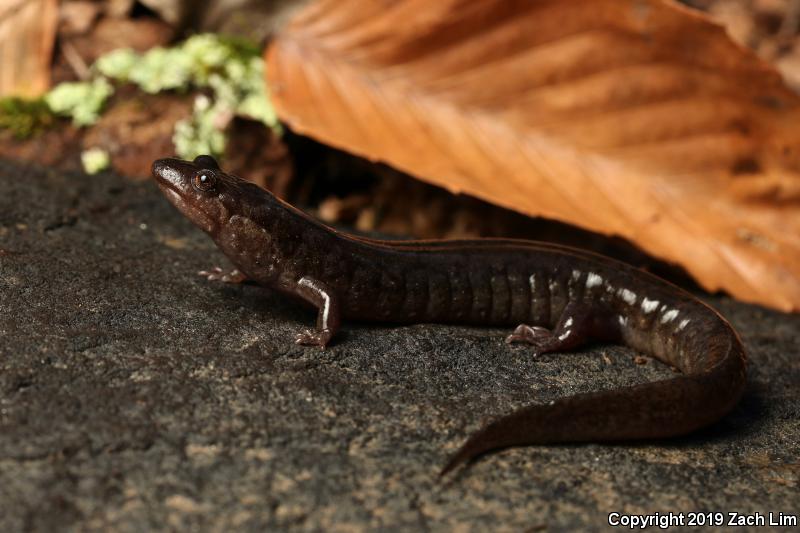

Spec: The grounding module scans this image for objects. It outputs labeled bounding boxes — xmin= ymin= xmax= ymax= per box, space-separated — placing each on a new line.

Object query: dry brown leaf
xmin=266 ymin=0 xmax=800 ymax=311
xmin=0 ymin=0 xmax=58 ymax=97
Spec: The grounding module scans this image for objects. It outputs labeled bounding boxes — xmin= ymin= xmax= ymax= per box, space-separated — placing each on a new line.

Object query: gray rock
xmin=0 ymin=160 xmax=797 ymax=532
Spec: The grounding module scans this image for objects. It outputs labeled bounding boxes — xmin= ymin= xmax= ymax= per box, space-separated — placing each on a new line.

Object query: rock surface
xmin=0 ymin=159 xmax=797 ymax=532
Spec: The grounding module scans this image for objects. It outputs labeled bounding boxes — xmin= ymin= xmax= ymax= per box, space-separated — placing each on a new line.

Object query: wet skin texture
xmin=152 ymin=155 xmax=747 ymax=475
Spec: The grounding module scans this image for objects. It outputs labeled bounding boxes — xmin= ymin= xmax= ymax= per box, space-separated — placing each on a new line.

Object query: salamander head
xmin=152 ymin=155 xmax=250 ymax=237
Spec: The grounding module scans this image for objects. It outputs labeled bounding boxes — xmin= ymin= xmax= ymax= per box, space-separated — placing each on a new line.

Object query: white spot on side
xmin=564 ymin=317 xmax=573 ymax=328
xmin=572 ymin=269 xmax=582 ymax=281
xmin=677 ymin=318 xmax=690 ymax=331
xmin=549 ymin=279 xmax=559 ymax=294
xmin=618 ymin=315 xmax=628 ymax=327
xmin=641 ymin=298 xmax=660 ymax=314
xmin=661 ymin=309 xmax=679 ymax=324
xmin=585 ymin=272 xmax=603 ymax=289
xmin=558 ymin=331 xmax=571 ymax=341
xmin=619 ymin=288 xmax=637 ymax=305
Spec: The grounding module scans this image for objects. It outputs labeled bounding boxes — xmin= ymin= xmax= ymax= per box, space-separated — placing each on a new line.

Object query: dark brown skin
xmin=152 ymin=155 xmax=747 ymax=476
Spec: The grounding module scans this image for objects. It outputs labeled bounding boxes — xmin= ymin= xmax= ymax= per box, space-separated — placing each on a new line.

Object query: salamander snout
xmin=151 ymin=158 xmax=196 ymax=194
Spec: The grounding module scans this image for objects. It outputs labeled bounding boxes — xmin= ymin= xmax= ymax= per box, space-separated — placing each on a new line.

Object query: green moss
xmin=81 ymin=147 xmax=111 ymax=174
xmin=173 ymin=95 xmax=227 ymax=160
xmin=45 ymin=78 xmax=114 ymax=127
xmin=58 ymin=33 xmax=280 ymax=159
xmin=2 ymin=34 xmax=279 ymax=160
xmin=129 ymin=47 xmax=195 ymax=94
xmin=0 ymin=97 xmax=55 ymax=139
xmin=94 ymin=48 xmax=139 ymax=81
xmin=160 ymin=34 xmax=280 ymax=159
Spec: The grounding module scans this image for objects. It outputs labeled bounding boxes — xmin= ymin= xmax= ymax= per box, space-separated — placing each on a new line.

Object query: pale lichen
xmin=42 ymin=34 xmax=280 ymax=159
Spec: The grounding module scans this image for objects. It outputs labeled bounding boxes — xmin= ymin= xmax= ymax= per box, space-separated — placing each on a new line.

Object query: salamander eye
xmin=193 ymin=170 xmax=217 ymax=192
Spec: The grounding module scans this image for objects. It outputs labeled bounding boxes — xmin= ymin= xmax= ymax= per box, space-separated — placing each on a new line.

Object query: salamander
xmin=152 ymin=155 xmax=747 ymax=475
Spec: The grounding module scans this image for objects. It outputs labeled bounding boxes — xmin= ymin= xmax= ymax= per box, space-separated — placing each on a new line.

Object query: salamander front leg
xmin=293 ymin=276 xmax=341 ymax=349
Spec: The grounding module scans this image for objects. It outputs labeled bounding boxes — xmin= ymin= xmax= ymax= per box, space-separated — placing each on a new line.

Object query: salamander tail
xmin=440 ymin=342 xmax=745 ymax=477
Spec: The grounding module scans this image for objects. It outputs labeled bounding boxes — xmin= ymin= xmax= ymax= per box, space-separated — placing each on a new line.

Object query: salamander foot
xmin=505 ymin=310 xmax=588 ymax=356
xmin=505 ymin=325 xmax=558 ymax=356
xmin=505 ymin=324 xmax=551 ymax=344
xmin=295 ymin=328 xmax=333 ymax=349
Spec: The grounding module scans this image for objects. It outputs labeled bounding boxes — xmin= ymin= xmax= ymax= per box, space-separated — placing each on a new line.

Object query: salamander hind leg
xmin=506 ymin=304 xmax=617 ymax=357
